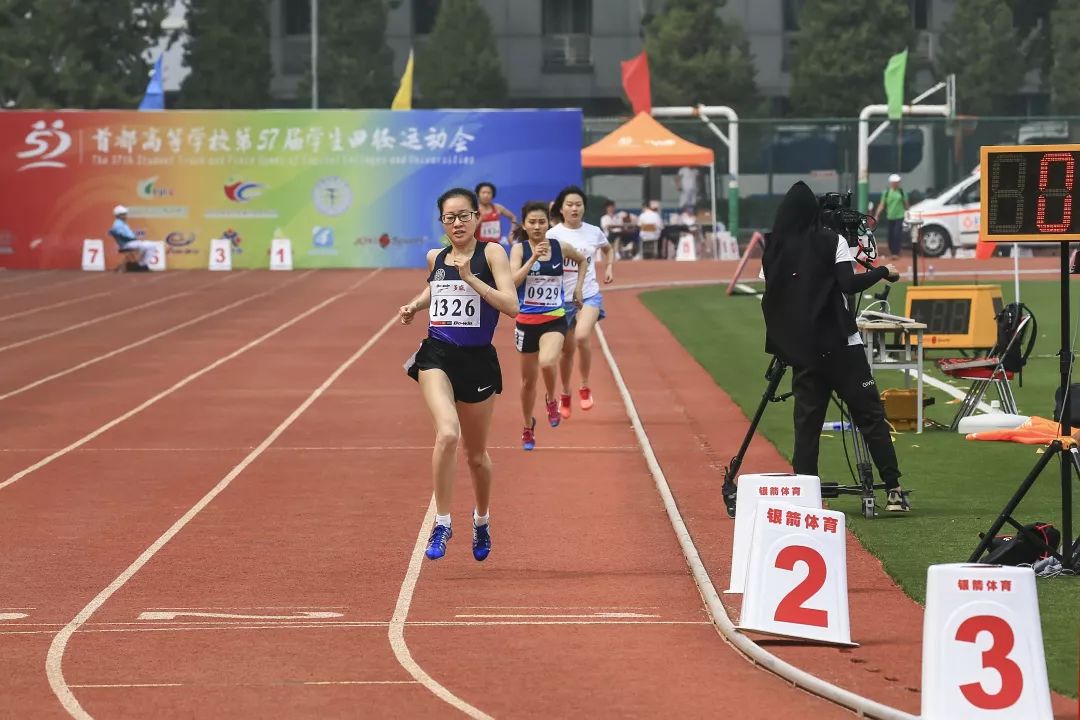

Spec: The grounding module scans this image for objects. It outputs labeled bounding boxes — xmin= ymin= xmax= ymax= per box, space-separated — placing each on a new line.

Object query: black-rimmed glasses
xmin=440 ymin=211 xmax=478 ymax=225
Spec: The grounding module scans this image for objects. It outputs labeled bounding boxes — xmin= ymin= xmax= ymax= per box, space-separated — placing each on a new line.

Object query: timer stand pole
xmin=968 ymin=247 xmax=1078 ymax=570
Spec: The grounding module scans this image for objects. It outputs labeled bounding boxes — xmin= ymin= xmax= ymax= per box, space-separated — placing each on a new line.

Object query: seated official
xmin=108 ymin=205 xmax=156 ymax=271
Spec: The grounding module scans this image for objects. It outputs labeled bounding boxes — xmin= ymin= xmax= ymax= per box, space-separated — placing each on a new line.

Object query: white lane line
xmin=390 ymin=497 xmax=494 ymax=720
xmin=594 ymin=324 xmax=917 ymax=720
xmin=143 ymin=606 xmax=349 ymax=611
xmin=456 ymin=605 xmax=661 ymax=610
xmin=454 ymin=613 xmax=659 ymax=619
xmin=888 ymin=367 xmax=993 ymax=414
xmin=0 ymin=271 xmax=372 ymax=494
xmin=3 ymin=620 xmax=711 ymax=636
xmin=0 ymin=271 xmax=246 ymax=354
xmin=304 ymin=680 xmax=419 ymax=686
xmin=46 ymin=304 xmax=396 ymax=720
xmin=0 ymin=271 xmax=57 ymax=286
xmin=0 ymin=612 xmax=29 ymax=620
xmin=69 ymin=681 xmax=418 ymax=689
xmin=0 ymin=272 xmax=300 ymax=401
xmin=70 ymin=683 xmax=183 ymax=689
xmin=0 ymin=274 xmax=103 ymax=301
xmin=1 ymin=289 xmax=126 ymax=322
xmin=137 ymin=611 xmax=344 ymax=621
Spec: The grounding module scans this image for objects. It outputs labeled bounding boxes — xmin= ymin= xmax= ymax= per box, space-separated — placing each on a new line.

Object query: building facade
xmin=258 ymin=0 xmax=958 ymax=113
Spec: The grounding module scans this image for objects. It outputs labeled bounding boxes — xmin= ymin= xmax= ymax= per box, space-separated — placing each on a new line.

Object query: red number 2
xmin=955 ymin=615 xmax=1024 ymax=710
xmin=772 ymin=545 xmax=829 ymax=627
xmin=1035 ymin=152 xmax=1074 ymax=233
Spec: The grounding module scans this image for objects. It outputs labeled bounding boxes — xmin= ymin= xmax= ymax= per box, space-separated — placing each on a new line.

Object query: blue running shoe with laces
xmin=425 ymin=523 xmax=452 ymax=560
xmin=472 ymin=521 xmax=491 ymax=561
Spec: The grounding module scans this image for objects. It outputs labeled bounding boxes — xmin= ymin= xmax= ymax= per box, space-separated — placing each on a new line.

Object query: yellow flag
xmin=391 ymin=49 xmax=414 ymax=110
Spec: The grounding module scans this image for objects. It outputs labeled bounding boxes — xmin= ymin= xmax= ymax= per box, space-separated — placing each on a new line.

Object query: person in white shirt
xmin=636 ymin=201 xmax=663 ymax=260
xmin=546 ymin=185 xmax=613 ymax=419
xmin=108 ymin=205 xmax=158 ymax=271
xmin=676 ymin=166 xmax=699 ymax=210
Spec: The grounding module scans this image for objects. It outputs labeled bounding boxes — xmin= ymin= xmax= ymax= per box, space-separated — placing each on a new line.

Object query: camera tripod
xmin=720 ymin=356 xmax=890 ymax=520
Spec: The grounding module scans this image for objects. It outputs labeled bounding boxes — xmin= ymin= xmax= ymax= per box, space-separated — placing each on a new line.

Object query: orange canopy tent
xmin=581 ymin=112 xmax=718 ymax=251
xmin=582 ymin=112 xmax=715 ymax=167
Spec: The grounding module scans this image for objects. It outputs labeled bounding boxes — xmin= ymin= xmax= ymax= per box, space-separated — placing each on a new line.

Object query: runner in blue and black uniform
xmin=400 ymin=188 xmax=519 ymax=562
xmin=509 ymin=200 xmax=587 ymax=451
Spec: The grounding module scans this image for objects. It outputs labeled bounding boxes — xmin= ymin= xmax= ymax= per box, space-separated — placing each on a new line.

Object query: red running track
xmin=0 ymin=265 xmax=1073 ymax=719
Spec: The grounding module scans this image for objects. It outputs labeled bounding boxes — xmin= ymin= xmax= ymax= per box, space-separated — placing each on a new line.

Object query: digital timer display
xmin=909 ymin=298 xmax=971 ymax=335
xmin=980 ymin=145 xmax=1080 ymax=241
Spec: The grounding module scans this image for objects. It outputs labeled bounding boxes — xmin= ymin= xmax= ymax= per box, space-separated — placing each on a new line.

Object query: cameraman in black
xmin=761 ymin=181 xmax=911 ymax=512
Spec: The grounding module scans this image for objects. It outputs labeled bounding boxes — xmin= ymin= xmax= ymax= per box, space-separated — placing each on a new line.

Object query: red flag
xmin=620 ymin=51 xmax=652 ymax=115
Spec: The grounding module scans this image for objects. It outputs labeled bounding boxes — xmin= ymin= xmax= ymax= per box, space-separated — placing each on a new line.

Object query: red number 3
xmin=955 ymin=615 xmax=1024 ymax=709
xmin=772 ymin=545 xmax=829 ymax=628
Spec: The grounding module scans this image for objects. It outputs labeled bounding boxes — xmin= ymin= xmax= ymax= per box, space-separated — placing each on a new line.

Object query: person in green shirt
xmin=875 ymin=173 xmax=910 ymax=260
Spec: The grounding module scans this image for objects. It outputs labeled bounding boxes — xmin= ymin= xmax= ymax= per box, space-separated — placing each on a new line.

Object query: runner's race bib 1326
xmin=429 ymin=280 xmax=480 ymax=327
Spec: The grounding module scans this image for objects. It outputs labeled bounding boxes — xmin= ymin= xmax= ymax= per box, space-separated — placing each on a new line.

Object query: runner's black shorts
xmin=514 ymin=318 xmax=568 ymax=354
xmin=406 ymin=337 xmax=502 ymax=403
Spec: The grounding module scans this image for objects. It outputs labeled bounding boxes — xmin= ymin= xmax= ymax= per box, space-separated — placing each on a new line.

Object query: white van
xmin=906 ymin=168 xmax=981 ymax=257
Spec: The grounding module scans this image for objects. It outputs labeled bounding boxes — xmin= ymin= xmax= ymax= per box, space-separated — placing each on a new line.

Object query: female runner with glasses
xmin=508 ymin=200 xmax=587 ymax=450
xmin=400 ymin=188 xmax=519 ymax=562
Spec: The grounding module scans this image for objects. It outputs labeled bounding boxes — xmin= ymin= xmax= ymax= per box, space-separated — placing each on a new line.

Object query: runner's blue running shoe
xmin=472 ymin=522 xmax=491 ymax=562
xmin=425 ymin=524 xmax=452 ymax=560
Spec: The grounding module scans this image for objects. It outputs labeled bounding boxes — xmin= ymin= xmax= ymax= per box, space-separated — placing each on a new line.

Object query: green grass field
xmin=641 ymin=279 xmax=1079 ymax=697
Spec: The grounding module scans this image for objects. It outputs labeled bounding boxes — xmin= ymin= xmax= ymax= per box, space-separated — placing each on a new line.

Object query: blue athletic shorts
xmin=563 ymin=293 xmax=606 ymax=328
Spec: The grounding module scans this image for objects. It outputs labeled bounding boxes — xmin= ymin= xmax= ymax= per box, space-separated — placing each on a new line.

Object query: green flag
xmin=883 ymin=49 xmax=908 ymax=120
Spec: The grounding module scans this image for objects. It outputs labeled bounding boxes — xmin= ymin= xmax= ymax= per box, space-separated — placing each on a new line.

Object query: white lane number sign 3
xmin=430 ymin=281 xmax=480 ymax=328
xmin=524 ymin=274 xmax=561 ymax=308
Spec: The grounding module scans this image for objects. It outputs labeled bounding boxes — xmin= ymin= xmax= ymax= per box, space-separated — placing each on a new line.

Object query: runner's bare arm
xmin=398 ymin=249 xmax=439 ymax=324
xmin=508 ymin=242 xmax=532 ymax=288
xmin=599 ymin=240 xmax=614 ymax=284
xmin=496 ymin=203 xmax=519 ymax=227
xmin=471 ymin=243 xmax=519 ymax=318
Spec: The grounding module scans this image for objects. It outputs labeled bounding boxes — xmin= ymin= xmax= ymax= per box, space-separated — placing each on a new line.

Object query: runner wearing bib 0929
xmin=509 ymin=200 xmax=588 ymax=450
xmin=398 ymin=187 xmax=520 ymax=564
xmin=546 ymin=185 xmax=614 ymax=420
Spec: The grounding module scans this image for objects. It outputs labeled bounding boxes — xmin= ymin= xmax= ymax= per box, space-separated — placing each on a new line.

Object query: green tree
xmin=1050 ymin=0 xmax=1080 ymax=113
xmin=299 ymin=0 xmax=395 ymax=108
xmin=789 ymin=0 xmax=913 ymax=117
xmin=415 ymin=0 xmax=507 ymax=108
xmin=937 ymin=0 xmax=1023 ymax=115
xmin=179 ymin=0 xmax=272 ymax=109
xmin=643 ymin=0 xmax=756 ymax=108
xmin=0 ymin=0 xmax=170 ymax=109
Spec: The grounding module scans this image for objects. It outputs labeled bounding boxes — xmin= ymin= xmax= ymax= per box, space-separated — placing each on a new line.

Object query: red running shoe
xmin=559 ymin=393 xmax=572 ymax=419
xmin=579 ymin=386 xmax=594 ymax=410
xmin=546 ymin=397 xmax=561 ymax=427
xmin=521 ymin=418 xmax=536 ymax=451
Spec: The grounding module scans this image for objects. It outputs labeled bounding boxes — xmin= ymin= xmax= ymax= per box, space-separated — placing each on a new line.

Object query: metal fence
xmin=582 ymin=115 xmax=1079 ymax=237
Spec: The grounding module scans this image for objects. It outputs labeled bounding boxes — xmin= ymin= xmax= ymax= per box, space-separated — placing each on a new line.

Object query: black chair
xmin=108 ymin=229 xmax=142 ymax=272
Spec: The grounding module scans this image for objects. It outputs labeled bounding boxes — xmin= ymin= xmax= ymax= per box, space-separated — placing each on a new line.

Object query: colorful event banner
xmin=0 ymin=109 xmax=583 ymax=269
